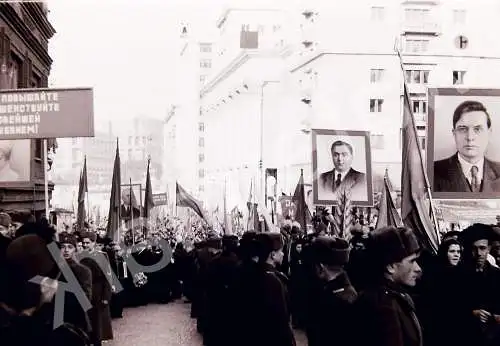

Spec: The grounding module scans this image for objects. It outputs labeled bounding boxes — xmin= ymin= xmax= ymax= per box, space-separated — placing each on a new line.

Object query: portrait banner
xmin=428 ymin=88 xmax=500 ymax=199
xmin=0 ymin=139 xmax=30 ymax=184
xmin=312 ymin=129 xmax=373 ymax=206
xmin=120 ymin=184 xmax=142 ymax=223
xmin=0 ymin=88 xmax=94 ymax=139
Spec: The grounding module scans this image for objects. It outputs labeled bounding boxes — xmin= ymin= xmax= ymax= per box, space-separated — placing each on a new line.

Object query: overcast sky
xmin=46 ymin=0 xmax=224 ymax=131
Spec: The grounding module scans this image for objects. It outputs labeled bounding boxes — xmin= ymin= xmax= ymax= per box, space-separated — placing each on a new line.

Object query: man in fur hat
xmin=354 ymin=226 xmax=423 ymax=346
xmin=458 ymin=223 xmax=500 ymax=345
xmin=80 ymin=232 xmax=113 ymax=345
xmin=58 ymin=232 xmax=93 ymax=337
xmin=305 ymin=236 xmax=357 ymax=346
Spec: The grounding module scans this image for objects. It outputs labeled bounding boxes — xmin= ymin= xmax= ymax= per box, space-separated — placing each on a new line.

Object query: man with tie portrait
xmin=433 ymin=100 xmax=500 ymax=193
xmin=318 ymin=140 xmax=368 ymax=201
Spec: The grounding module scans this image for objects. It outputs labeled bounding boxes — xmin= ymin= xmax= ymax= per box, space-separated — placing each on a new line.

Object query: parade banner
xmin=152 ymin=193 xmax=168 ymax=206
xmin=312 ymin=129 xmax=374 ymax=206
xmin=428 ymin=88 xmax=500 ymax=199
xmin=0 ymin=87 xmax=94 ymax=139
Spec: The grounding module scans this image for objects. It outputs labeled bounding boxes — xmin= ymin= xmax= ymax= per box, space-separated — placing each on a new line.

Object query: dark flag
xmin=176 ymin=182 xmax=210 ymax=225
xmin=292 ymin=169 xmax=310 ymax=232
xmin=246 ymin=180 xmax=259 ymax=231
xmin=76 ymin=156 xmax=88 ymax=231
xmin=401 ymin=83 xmax=439 ymax=253
xmin=144 ymin=157 xmax=154 ymax=219
xmin=106 ymin=139 xmax=121 ymax=241
xmin=376 ymin=171 xmax=403 ymax=229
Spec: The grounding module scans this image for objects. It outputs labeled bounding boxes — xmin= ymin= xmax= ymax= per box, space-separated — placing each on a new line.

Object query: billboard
xmin=152 ymin=192 xmax=168 ymax=206
xmin=0 ymin=88 xmax=94 ymax=139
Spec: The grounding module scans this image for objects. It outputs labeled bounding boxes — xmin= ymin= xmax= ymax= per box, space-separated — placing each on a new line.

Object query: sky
xmin=46 ymin=0 xmax=224 ymax=132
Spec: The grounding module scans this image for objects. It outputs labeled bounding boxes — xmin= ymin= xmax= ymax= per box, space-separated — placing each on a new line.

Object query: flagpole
xmin=395 ymin=46 xmax=440 ymax=239
xmin=43 ymin=139 xmax=49 ymax=221
xmin=130 ymin=178 xmax=135 ymax=245
xmin=85 ymin=155 xmax=90 ymax=223
xmin=117 ymin=137 xmax=121 ymax=243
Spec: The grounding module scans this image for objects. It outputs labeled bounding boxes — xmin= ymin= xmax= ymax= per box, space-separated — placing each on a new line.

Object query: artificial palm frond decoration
xmin=333 ymin=188 xmax=353 ymax=239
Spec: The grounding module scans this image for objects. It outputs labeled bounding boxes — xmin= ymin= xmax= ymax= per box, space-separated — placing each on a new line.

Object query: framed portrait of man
xmin=428 ymin=88 xmax=500 ymax=199
xmin=312 ymin=129 xmax=373 ymax=206
xmin=120 ymin=184 xmax=143 ymax=221
xmin=0 ymin=139 xmax=30 ymax=184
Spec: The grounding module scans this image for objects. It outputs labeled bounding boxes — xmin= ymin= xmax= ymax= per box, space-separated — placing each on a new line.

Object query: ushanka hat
xmin=256 ymin=232 xmax=284 ymax=258
xmin=309 ymin=236 xmax=350 ymax=266
xmin=459 ymin=223 xmax=494 ymax=247
xmin=367 ymin=226 xmax=421 ymax=266
xmin=58 ymin=232 xmax=77 ymax=247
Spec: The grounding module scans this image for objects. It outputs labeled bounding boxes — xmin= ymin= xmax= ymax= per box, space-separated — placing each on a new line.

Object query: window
xmin=199 ymin=153 xmax=205 ymax=163
xmin=371 ymin=6 xmax=385 ymax=21
xmin=128 ymin=149 xmax=133 ymax=160
xmin=199 ymin=122 xmax=205 ymax=132
xmin=135 ymin=136 xmax=140 ymax=146
xmin=453 ymin=71 xmax=466 ymax=85
xmin=199 ymin=185 xmax=205 ymax=192
xmin=405 ymin=70 xmax=430 ymax=84
xmin=453 ymin=9 xmax=466 ymax=24
xmin=200 ymin=75 xmax=207 ymax=83
xmin=200 ymin=43 xmax=212 ymax=53
xmin=198 ymin=169 xmax=205 ymax=178
xmin=200 ymin=59 xmax=212 ymax=68
xmin=412 ymin=100 xmax=427 ymax=114
xmin=128 ymin=136 xmax=132 ymax=145
xmin=370 ymin=99 xmax=384 ymax=113
xmin=370 ymin=69 xmax=385 ymax=83
xmin=198 ymin=137 xmax=205 ymax=147
xmin=371 ymin=134 xmax=385 ymax=149
xmin=405 ymin=8 xmax=430 ymax=23
xmin=405 ymin=39 xmax=429 ymax=53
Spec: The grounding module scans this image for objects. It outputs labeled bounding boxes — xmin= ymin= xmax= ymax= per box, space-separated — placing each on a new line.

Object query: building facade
xmin=198 ymin=1 xmax=500 ymax=213
xmin=0 ymin=2 xmax=56 ymax=219
xmin=164 ymin=21 xmax=216 ymax=203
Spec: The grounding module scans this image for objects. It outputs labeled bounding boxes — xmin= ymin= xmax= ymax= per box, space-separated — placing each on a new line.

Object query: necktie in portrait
xmin=471 ymin=165 xmax=480 ymax=192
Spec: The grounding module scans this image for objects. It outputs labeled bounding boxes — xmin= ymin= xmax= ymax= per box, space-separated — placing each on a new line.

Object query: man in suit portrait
xmin=0 ymin=141 xmax=19 ymax=182
xmin=120 ymin=188 xmax=141 ymax=222
xmin=434 ymin=100 xmax=500 ymax=193
xmin=318 ymin=140 xmax=368 ymax=201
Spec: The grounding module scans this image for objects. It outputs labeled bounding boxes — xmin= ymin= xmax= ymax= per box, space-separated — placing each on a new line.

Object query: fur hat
xmin=310 ymin=236 xmax=350 ymax=266
xmin=205 ymin=235 xmax=222 ymax=249
xmin=459 ymin=223 xmax=494 ymax=247
xmin=257 ymin=232 xmax=284 ymax=258
xmin=59 ymin=232 xmax=77 ymax=247
xmin=81 ymin=231 xmax=97 ymax=242
xmin=368 ymin=226 xmax=421 ymax=266
xmin=6 ymin=234 xmax=57 ymax=280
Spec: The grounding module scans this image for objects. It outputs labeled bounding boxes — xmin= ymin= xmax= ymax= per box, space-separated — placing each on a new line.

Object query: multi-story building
xmin=51 ymin=125 xmax=115 ymax=215
xmin=200 ymin=1 xmax=500 ymax=213
xmin=166 ymin=21 xmax=216 ymax=202
xmin=0 ymin=2 xmax=56 ymax=220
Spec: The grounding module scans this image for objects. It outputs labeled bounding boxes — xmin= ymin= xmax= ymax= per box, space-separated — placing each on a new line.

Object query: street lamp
xmin=259 ymin=80 xmax=280 ymax=212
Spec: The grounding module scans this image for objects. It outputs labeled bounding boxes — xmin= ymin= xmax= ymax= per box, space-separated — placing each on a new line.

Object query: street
xmin=109 ymin=300 xmax=307 ymax=346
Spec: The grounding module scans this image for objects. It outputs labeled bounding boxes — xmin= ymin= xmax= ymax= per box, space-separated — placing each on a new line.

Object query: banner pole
xmin=43 ymin=139 xmax=49 ymax=221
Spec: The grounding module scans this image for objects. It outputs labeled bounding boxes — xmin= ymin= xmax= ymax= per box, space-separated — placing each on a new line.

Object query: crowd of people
xmin=1 ymin=208 xmax=500 ymax=345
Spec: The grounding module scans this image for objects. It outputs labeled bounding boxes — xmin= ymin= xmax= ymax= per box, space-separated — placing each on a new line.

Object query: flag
xmin=106 ymin=139 xmax=121 ymax=241
xmin=144 ymin=158 xmax=154 ymax=219
xmin=292 ymin=169 xmax=309 ymax=232
xmin=76 ymin=156 xmax=88 ymax=231
xmin=376 ymin=173 xmax=403 ymax=229
xmin=223 ymin=178 xmax=229 ymax=234
xmin=246 ymin=179 xmax=259 ymax=231
xmin=401 ymin=83 xmax=439 ymax=253
xmin=176 ymin=182 xmax=210 ymax=225
xmin=240 ymin=25 xmax=258 ymax=49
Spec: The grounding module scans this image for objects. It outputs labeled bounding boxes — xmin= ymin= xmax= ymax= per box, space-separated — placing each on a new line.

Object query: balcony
xmin=402 ymin=21 xmax=440 ymax=35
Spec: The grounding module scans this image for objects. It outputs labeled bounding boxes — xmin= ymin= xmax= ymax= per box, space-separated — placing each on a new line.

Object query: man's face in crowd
xmin=332 ymin=144 xmax=353 ymax=173
xmin=490 ymin=241 xmax=500 ymax=265
xmin=271 ymin=248 xmax=284 ymax=266
xmin=76 ymin=241 xmax=83 ymax=253
xmin=472 ymin=239 xmax=490 ymax=267
xmin=82 ymin=237 xmax=95 ymax=251
xmin=389 ymin=252 xmax=422 ymax=287
xmin=61 ymin=243 xmax=76 ymax=260
xmin=447 ymin=244 xmax=461 ymax=266
xmin=453 ymin=111 xmax=491 ymax=163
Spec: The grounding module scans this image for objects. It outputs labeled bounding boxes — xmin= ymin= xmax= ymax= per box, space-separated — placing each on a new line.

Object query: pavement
xmin=108 ymin=300 xmax=307 ymax=346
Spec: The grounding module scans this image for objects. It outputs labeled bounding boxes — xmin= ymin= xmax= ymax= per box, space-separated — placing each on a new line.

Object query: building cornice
xmin=23 ymin=2 xmax=56 ymax=39
xmin=0 ymin=3 xmax=53 ymax=67
xmin=290 ymin=50 xmax=500 ymax=73
xmin=201 ymin=46 xmax=291 ymax=97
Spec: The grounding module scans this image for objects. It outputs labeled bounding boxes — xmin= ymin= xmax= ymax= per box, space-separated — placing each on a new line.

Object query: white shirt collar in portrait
xmin=457 ymin=153 xmax=484 ymax=185
xmin=334 ymin=169 xmax=349 ymax=182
